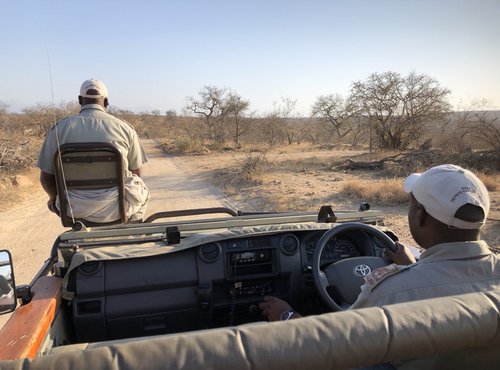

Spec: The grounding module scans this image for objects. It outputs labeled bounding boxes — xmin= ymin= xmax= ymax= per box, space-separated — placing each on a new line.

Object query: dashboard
xmin=71 ymin=227 xmax=391 ymax=343
xmin=303 ymin=234 xmax=360 ymax=264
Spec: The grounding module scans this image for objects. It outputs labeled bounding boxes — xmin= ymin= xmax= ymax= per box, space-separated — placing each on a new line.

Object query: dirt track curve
xmin=0 ymin=139 xmax=233 ymax=329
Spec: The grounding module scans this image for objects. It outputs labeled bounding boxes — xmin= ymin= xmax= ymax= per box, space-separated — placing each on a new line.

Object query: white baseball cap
xmin=79 ymin=79 xmax=108 ymax=99
xmin=404 ymin=164 xmax=489 ymax=229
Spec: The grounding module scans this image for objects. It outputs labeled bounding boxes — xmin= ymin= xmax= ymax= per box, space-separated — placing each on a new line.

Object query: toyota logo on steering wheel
xmin=354 ymin=264 xmax=371 ymax=277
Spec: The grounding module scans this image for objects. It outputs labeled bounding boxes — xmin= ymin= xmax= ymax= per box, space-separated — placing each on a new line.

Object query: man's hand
xmin=386 ymin=242 xmax=417 ymax=265
xmin=47 ymin=198 xmax=60 ymax=216
xmin=259 ymin=296 xmax=301 ymax=322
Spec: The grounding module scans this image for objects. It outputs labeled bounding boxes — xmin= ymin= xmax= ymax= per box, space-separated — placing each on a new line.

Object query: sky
xmin=1 ymin=0 xmax=499 ymax=116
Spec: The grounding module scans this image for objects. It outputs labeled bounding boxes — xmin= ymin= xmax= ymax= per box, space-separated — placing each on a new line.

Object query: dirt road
xmin=0 ymin=139 xmax=232 ymax=328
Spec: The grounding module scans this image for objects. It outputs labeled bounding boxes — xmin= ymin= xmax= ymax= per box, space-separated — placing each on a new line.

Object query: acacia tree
xmin=349 ymin=71 xmax=451 ymax=150
xmin=311 ymin=94 xmax=353 ymax=142
xmin=185 ymin=86 xmax=231 ymax=145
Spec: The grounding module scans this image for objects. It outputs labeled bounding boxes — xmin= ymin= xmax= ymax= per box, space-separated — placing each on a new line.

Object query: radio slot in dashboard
xmin=227 ymin=249 xmax=277 ymax=279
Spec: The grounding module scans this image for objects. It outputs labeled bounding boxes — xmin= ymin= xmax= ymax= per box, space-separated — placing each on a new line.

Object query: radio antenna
xmin=46 ymin=44 xmax=75 ymax=224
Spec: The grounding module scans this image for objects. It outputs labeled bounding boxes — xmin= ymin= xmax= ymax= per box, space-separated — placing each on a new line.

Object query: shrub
xmin=240 ymin=152 xmax=269 ymax=183
xmin=173 ymin=137 xmax=205 ymax=154
xmin=0 ymin=139 xmax=39 ymax=175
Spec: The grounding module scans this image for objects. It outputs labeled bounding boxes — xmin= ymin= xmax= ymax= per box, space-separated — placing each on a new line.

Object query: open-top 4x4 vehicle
xmin=0 ymin=206 xmax=499 ymax=369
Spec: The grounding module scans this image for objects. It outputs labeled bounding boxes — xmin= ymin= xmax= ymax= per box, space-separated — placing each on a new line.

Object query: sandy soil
xmin=172 ymin=146 xmax=499 ymax=248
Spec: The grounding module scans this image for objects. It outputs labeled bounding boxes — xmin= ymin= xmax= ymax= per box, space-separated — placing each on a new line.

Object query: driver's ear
xmin=416 ymin=204 xmax=427 ymax=226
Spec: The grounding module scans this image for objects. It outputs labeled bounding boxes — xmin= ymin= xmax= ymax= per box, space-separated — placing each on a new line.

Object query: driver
xmin=259 ymin=164 xmax=499 ymax=321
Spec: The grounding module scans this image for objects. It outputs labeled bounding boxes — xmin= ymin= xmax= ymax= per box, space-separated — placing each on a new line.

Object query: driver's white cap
xmin=404 ymin=164 xmax=489 ymax=229
xmin=80 ymin=79 xmax=108 ymax=99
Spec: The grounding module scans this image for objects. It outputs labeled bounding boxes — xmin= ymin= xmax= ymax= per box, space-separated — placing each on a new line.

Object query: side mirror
xmin=0 ymin=250 xmax=17 ymax=314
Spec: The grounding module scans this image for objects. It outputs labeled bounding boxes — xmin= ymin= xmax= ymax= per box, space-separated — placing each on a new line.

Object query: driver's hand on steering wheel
xmin=259 ymin=296 xmax=301 ymax=322
xmin=386 ymin=242 xmax=417 ymax=265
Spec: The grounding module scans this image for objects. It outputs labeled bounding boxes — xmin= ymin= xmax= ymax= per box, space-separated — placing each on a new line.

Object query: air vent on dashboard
xmin=279 ymin=234 xmax=299 ymax=255
xmin=199 ymin=242 xmax=222 ymax=263
xmin=78 ymin=261 xmax=102 ymax=275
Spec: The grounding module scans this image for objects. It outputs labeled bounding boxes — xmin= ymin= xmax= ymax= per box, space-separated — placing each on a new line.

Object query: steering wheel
xmin=313 ymin=222 xmax=397 ymax=311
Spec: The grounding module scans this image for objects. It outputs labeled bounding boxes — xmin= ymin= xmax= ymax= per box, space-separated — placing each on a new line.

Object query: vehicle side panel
xmin=0 ymin=277 xmax=63 ymax=360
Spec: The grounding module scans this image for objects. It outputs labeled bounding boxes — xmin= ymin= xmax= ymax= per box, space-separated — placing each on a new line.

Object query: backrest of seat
xmin=53 ymin=143 xmax=126 ymax=227
xmin=2 ymin=289 xmax=500 ymax=369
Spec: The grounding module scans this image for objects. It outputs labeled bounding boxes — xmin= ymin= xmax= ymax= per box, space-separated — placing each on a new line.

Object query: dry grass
xmin=477 ymin=173 xmax=499 ymax=192
xmin=181 ymin=144 xmax=498 ymax=247
xmin=340 ymin=178 xmax=408 ymax=205
xmin=0 ymin=168 xmax=41 ymax=211
xmin=269 ymin=194 xmax=314 ymax=212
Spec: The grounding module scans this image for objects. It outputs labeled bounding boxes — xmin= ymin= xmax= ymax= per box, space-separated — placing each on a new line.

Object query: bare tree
xmin=0 ymin=101 xmax=8 ymax=115
xmin=163 ymin=109 xmax=177 ymax=126
xmin=165 ymin=109 xmax=177 ymax=117
xmin=274 ymin=97 xmax=309 ymax=145
xmin=260 ymin=114 xmax=286 ymax=147
xmin=311 ymin=94 xmax=353 ymax=142
xmin=261 ymin=97 xmax=297 ymax=147
xmin=0 ymin=101 xmax=9 ymax=126
xmin=185 ymin=86 xmax=231 ymax=145
xmin=448 ymin=100 xmax=500 ymax=150
xmin=225 ymin=93 xmax=250 ymax=148
xmin=349 ymin=71 xmax=451 ymax=150
xmin=469 ymin=113 xmax=500 ymax=150
xmin=348 ymin=114 xmax=370 ymax=147
xmin=285 ymin=119 xmax=310 ymax=145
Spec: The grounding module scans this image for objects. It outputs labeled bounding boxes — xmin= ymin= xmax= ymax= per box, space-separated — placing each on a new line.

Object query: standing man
xmin=38 ymin=79 xmax=149 ymax=223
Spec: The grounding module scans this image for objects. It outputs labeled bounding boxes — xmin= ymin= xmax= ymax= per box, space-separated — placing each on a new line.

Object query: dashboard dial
xmin=305 ymin=236 xmax=359 ymax=264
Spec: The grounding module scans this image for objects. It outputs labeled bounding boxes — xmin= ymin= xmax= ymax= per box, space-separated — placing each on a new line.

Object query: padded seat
xmin=22 ymin=289 xmax=500 ymax=370
xmin=53 ymin=143 xmax=126 ymax=228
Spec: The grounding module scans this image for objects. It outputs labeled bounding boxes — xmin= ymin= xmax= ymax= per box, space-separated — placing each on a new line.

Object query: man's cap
xmin=404 ymin=164 xmax=489 ymax=229
xmin=80 ymin=79 xmax=108 ymax=99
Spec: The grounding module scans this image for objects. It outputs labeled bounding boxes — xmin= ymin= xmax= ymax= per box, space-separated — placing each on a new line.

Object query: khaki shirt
xmin=37 ymin=104 xmax=147 ymax=174
xmin=37 ymin=104 xmax=149 ymax=222
xmin=350 ymin=241 xmax=500 ymax=309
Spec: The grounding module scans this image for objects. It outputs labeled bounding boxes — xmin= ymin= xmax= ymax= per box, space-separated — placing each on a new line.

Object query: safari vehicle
xmin=0 ymin=204 xmax=499 ymax=370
